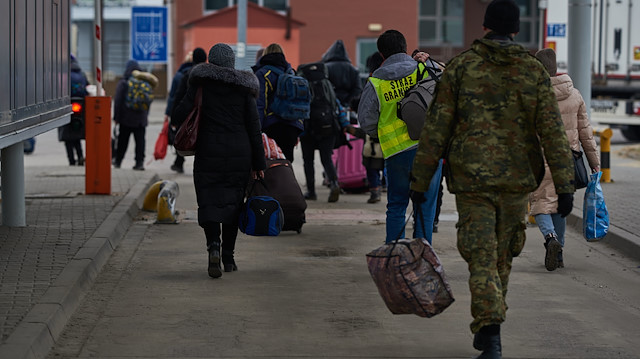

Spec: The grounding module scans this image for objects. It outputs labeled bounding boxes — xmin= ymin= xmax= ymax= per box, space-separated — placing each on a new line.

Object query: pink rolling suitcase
xmin=332 ymin=133 xmax=368 ymax=193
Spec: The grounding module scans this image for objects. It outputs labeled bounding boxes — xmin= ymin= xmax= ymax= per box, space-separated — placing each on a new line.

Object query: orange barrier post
xmin=85 ymin=96 xmax=112 ymax=194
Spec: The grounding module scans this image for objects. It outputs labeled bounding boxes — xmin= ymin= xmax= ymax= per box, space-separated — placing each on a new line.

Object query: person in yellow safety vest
xmin=357 ymin=29 xmax=443 ymax=244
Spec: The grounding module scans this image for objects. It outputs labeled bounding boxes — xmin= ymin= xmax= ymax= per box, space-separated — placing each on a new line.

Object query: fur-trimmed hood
xmin=189 ymin=63 xmax=259 ymax=97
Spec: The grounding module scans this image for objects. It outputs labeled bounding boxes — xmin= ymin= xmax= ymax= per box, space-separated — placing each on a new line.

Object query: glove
xmin=557 ymin=193 xmax=574 ymax=218
xmin=409 ymin=190 xmax=426 ymax=204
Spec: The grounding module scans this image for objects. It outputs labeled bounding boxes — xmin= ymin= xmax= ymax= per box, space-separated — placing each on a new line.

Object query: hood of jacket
xmin=321 ymin=40 xmax=351 ymax=63
xmin=252 ymin=52 xmax=291 ymax=73
xmin=370 ymin=53 xmax=417 ymax=81
xmin=123 ymin=59 xmax=141 ymax=79
xmin=71 ymin=60 xmax=83 ymax=73
xmin=471 ymin=33 xmax=530 ymax=67
xmin=551 ymin=74 xmax=574 ymax=101
xmin=189 ymin=63 xmax=259 ymax=97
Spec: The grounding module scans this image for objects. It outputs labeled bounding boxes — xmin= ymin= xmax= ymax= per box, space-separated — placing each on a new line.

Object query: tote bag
xmin=583 ymin=171 xmax=609 ymax=241
xmin=174 ymin=87 xmax=203 ymax=156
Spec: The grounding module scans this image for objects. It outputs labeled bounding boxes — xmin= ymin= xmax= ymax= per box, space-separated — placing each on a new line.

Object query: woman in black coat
xmin=173 ymin=44 xmax=266 ymax=278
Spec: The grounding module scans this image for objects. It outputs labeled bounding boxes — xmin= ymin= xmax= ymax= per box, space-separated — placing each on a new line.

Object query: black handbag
xmin=572 ymin=149 xmax=589 ymax=189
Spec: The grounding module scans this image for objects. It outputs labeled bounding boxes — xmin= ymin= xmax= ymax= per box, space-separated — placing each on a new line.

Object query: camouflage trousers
xmin=455 ymin=192 xmax=528 ymax=333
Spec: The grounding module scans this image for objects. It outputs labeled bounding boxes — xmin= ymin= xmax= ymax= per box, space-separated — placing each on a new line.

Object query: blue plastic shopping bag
xmin=583 ymin=171 xmax=609 ymax=241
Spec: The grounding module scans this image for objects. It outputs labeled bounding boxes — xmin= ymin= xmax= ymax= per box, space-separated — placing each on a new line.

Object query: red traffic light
xmin=71 ymin=102 xmax=83 ymax=113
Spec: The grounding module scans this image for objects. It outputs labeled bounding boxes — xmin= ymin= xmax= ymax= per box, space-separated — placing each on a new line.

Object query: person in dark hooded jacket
xmin=253 ymin=43 xmax=303 ymax=162
xmin=166 ymin=47 xmax=207 ymax=173
xmin=59 ymin=55 xmax=88 ymax=166
xmin=172 ymin=43 xmax=266 ymax=279
xmin=321 ymin=39 xmax=362 ymax=108
xmin=112 ymin=59 xmax=155 ymax=170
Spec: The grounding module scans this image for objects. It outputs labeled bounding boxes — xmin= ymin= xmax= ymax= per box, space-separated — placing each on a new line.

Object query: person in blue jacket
xmin=253 ymin=43 xmax=303 ymax=163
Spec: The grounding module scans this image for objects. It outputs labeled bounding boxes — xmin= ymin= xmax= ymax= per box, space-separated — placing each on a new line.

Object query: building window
xmin=204 ymin=0 xmax=288 ymax=12
xmin=513 ymin=0 xmax=540 ymax=47
xmin=418 ymin=0 xmax=464 ymax=47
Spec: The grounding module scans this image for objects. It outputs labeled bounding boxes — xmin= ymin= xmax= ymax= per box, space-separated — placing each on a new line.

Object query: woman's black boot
xmin=208 ymin=242 xmax=222 ymax=278
xmin=473 ymin=324 xmax=501 ymax=359
xmin=222 ymin=250 xmax=237 ymax=272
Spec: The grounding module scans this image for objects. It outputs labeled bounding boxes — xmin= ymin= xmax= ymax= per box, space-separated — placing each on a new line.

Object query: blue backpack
xmin=238 ymin=195 xmax=284 ymax=236
xmin=264 ymin=65 xmax=311 ymax=121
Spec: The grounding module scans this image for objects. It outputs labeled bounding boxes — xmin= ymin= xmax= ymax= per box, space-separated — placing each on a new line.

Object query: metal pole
xmin=568 ymin=0 xmax=593 ymax=117
xmin=237 ymin=0 xmax=247 ymax=69
xmin=538 ymin=0 xmax=548 ymax=50
xmin=166 ymin=0 xmax=173 ymax=92
xmin=94 ymin=0 xmax=103 ymax=95
xmin=1 ymin=143 xmax=26 ymax=227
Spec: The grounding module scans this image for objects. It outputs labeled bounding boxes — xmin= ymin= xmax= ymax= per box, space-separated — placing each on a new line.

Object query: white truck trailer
xmin=544 ymin=0 xmax=640 ymax=140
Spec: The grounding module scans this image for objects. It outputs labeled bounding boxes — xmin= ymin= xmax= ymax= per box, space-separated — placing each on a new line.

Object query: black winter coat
xmin=321 ymin=40 xmax=362 ymax=107
xmin=172 ymin=63 xmax=266 ymax=225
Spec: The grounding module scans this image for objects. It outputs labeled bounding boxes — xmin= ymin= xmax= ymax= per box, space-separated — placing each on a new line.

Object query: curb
xmin=0 ymin=172 xmax=159 ymax=359
xmin=566 ymin=211 xmax=640 ymax=262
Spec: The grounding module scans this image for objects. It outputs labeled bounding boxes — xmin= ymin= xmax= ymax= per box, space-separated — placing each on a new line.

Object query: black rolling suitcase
xmin=249 ymin=159 xmax=307 ymax=233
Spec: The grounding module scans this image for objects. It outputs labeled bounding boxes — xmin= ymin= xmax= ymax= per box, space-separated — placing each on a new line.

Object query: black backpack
xmin=298 ymin=62 xmax=338 ymax=138
xmin=396 ymin=61 xmax=442 ymax=140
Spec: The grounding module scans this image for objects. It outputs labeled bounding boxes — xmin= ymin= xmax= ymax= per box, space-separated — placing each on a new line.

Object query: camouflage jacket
xmin=411 ymin=33 xmax=574 ymax=194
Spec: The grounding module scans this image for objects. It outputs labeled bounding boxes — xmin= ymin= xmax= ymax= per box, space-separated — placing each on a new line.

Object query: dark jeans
xmin=300 ymin=134 xmax=337 ymax=193
xmin=366 ymin=167 xmax=381 ymax=189
xmin=115 ymin=125 xmax=146 ymax=166
xmin=202 ymin=219 xmax=239 ymax=254
xmin=264 ymin=123 xmax=300 ymax=163
xmin=64 ymin=140 xmax=83 ymax=165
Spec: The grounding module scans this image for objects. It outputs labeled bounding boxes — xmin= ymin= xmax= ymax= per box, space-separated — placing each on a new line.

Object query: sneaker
xmin=544 ymin=234 xmax=562 ymax=271
xmin=170 ymin=164 xmax=184 ymax=173
xmin=132 ymin=165 xmax=145 ymax=171
xmin=304 ymin=192 xmax=317 ymax=200
xmin=77 ymin=157 xmax=84 ymax=166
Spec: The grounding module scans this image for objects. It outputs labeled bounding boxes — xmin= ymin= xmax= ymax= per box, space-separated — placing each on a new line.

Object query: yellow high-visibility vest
xmin=369 ymin=62 xmax=425 ymax=158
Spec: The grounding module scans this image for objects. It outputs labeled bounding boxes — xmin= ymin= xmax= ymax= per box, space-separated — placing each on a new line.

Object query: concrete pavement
xmin=0 ymin=99 xmax=639 ymax=358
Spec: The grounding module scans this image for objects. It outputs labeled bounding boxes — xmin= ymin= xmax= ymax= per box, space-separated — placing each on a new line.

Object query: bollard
xmin=593 ymin=128 xmax=613 ymax=183
xmin=142 ymin=180 xmax=180 ymax=223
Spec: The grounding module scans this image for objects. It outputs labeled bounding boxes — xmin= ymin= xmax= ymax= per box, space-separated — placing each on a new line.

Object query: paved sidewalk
xmin=0 ymin=99 xmax=638 ymax=358
xmin=0 ymin=165 xmax=157 ymax=358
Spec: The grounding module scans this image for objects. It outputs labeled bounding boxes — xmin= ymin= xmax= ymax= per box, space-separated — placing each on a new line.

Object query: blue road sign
xmin=131 ymin=7 xmax=167 ymax=63
xmin=547 ymin=23 xmax=567 ymax=38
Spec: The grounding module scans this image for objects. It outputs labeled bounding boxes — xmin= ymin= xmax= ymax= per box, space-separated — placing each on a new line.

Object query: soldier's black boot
xmin=473 ymin=324 xmax=501 ymax=359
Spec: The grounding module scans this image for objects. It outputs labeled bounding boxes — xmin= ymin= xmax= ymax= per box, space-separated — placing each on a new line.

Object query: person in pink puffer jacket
xmin=530 ymin=48 xmax=601 ymax=271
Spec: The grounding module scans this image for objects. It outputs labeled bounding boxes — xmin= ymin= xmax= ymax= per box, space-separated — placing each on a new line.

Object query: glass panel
xmin=515 ymin=0 xmax=531 ymax=16
xmin=263 ymin=0 xmax=287 ymax=10
xmin=419 ymin=20 xmax=437 ymax=42
xmin=205 ymin=0 xmax=229 ymax=10
xmin=443 ymin=0 xmax=463 ymax=16
xmin=420 ymin=0 xmax=436 ymax=16
xmin=442 ymin=19 xmax=463 ymax=45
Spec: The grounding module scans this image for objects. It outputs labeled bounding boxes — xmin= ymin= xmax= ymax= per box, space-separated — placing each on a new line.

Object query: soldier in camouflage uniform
xmin=409 ymin=1 xmax=575 ymax=358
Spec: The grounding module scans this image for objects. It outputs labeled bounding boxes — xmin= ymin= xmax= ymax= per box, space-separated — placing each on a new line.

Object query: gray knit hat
xmin=208 ymin=43 xmax=235 ymax=68
xmin=535 ymin=48 xmax=557 ymax=76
